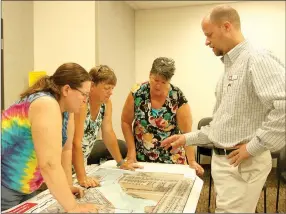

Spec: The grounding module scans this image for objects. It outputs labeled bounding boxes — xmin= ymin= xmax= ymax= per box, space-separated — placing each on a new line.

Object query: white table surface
xmin=100 ymin=160 xmax=203 ymax=213
xmin=4 ymin=160 xmax=203 ymax=213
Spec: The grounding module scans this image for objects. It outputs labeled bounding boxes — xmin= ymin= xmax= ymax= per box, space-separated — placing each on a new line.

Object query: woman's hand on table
xmin=67 ymin=203 xmax=99 ymax=213
xmin=78 ymin=176 xmax=100 ymax=188
xmin=120 ymin=160 xmax=144 ymax=170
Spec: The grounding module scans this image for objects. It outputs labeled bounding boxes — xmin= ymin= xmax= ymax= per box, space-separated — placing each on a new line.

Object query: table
xmin=4 ymin=161 xmax=203 ymax=213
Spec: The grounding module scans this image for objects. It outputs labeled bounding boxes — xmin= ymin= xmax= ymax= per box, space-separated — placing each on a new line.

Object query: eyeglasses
xmin=74 ymin=88 xmax=89 ymax=100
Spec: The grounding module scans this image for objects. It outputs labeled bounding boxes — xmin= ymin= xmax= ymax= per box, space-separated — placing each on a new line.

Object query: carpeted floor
xmin=195 ymin=165 xmax=286 ymax=213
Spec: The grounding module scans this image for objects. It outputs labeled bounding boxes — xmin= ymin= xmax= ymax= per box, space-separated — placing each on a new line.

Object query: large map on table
xmin=8 ymin=167 xmax=196 ymax=213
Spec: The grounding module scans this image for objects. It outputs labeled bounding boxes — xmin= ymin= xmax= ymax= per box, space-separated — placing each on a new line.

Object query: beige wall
xmin=33 ymin=1 xmax=135 ymax=139
xmin=2 ymin=1 xmax=135 ymax=139
xmin=2 ymin=1 xmax=34 ymax=108
xmin=33 ymin=1 xmax=96 ymax=74
xmin=135 ymin=1 xmax=285 ymax=164
xmin=98 ymin=1 xmax=135 ymax=139
xmin=2 ymin=1 xmax=284 ymax=164
xmin=135 ymin=1 xmax=285 ymax=132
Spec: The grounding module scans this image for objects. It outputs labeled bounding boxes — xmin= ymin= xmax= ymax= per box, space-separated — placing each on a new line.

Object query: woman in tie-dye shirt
xmin=121 ymin=57 xmax=204 ymax=176
xmin=1 ymin=63 xmax=98 ymax=213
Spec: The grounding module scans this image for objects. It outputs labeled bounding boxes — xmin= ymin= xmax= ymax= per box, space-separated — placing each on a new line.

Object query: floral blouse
xmin=131 ymin=82 xmax=188 ymax=164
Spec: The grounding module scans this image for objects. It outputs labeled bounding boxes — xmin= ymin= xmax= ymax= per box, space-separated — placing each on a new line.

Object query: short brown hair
xmin=89 ymin=65 xmax=117 ymax=85
xmin=150 ymin=57 xmax=175 ymax=81
xmin=20 ymin=63 xmax=91 ymax=99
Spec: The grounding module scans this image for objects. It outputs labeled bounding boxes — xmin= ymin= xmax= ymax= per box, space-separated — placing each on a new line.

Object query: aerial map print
xmin=5 ymin=167 xmax=196 ymax=213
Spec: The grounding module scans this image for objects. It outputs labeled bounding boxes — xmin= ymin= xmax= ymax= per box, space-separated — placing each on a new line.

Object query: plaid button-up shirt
xmin=185 ymin=40 xmax=285 ymax=156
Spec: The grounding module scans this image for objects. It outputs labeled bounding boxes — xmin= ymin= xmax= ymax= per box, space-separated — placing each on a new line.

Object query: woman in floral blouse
xmin=121 ymin=57 xmax=204 ymax=176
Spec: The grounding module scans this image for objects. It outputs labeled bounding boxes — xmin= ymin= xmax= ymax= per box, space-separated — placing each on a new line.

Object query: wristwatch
xmin=116 ymin=159 xmax=125 ymax=167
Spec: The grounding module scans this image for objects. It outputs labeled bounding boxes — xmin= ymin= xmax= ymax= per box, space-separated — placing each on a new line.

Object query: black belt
xmin=213 ymin=147 xmax=236 ymax=155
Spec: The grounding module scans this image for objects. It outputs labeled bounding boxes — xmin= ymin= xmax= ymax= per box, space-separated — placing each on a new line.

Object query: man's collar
xmin=221 ymin=39 xmax=249 ymax=65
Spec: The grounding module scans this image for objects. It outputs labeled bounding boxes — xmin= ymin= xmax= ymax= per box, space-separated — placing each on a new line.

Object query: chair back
xmin=273 ymin=146 xmax=286 ymax=182
xmin=87 ymin=139 xmax=127 ymax=165
xmin=196 ymin=117 xmax=213 ymax=163
xmin=281 ymin=146 xmax=286 ymax=182
xmin=197 ymin=117 xmax=213 ymax=130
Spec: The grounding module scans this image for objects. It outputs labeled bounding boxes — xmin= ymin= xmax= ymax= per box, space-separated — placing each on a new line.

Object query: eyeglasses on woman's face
xmin=74 ymin=88 xmax=90 ymax=100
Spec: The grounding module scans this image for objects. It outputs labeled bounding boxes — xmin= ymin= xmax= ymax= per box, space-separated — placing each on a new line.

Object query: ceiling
xmin=125 ymin=1 xmax=236 ymax=10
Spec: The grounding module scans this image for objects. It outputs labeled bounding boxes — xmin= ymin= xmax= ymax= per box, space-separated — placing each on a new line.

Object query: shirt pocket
xmin=223 ymin=75 xmax=250 ymax=114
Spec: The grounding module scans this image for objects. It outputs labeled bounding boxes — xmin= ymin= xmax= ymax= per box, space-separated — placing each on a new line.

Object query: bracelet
xmin=116 ymin=159 xmax=125 ymax=167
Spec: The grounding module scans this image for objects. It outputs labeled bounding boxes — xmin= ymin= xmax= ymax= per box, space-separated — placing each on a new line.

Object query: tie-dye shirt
xmin=1 ymin=92 xmax=69 ymax=194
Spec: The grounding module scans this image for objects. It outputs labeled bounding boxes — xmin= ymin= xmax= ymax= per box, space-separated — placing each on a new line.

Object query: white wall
xmin=33 ymin=1 xmax=135 ymax=139
xmin=98 ymin=1 xmax=135 ymax=140
xmin=2 ymin=1 xmax=34 ymax=108
xmin=3 ymin=1 xmax=283 ymax=160
xmin=33 ymin=1 xmax=96 ymax=74
xmin=135 ymin=1 xmax=285 ymax=133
